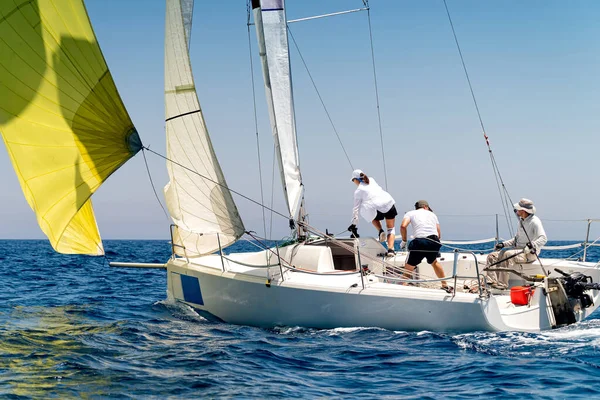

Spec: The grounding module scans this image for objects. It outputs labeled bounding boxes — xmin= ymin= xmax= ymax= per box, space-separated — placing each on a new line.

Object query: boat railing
xmin=219 ymin=256 xmax=281 ymax=269
xmin=371 ymin=249 xmax=485 ymax=296
xmin=213 ymin=235 xmax=366 ymax=282
xmin=212 ymin=237 xmax=490 ymax=295
xmin=214 ymin=233 xmax=283 ymax=274
xmin=582 ymin=219 xmax=600 ymax=262
xmin=356 ymin=244 xmax=368 ymax=289
xmin=174 ymin=218 xmax=600 ymax=290
xmin=219 ymin=251 xmax=361 ymax=278
xmin=451 ymin=250 xmax=485 ymax=297
xmin=440 ymin=217 xmax=600 ymax=263
xmin=169 ymin=224 xmax=189 ymax=263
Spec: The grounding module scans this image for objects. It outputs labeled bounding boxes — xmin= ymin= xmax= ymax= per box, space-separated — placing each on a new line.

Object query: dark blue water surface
xmin=2 ymin=240 xmax=600 ymax=398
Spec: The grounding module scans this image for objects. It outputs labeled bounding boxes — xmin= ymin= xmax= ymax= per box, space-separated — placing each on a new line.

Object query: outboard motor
xmin=543 ymin=269 xmax=600 ymax=328
xmin=555 ymin=268 xmax=600 ymax=309
xmin=545 ymin=277 xmax=576 ymax=327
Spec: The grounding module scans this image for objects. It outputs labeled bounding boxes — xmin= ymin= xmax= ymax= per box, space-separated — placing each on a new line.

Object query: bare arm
xmin=400 ymin=217 xmax=410 ymax=241
xmin=436 ymin=223 xmax=441 ymax=240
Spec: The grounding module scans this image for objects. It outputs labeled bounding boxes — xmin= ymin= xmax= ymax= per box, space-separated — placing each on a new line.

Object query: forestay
xmin=0 ymin=0 xmax=142 ymax=255
xmin=164 ymin=0 xmax=245 ymax=257
xmin=252 ymin=0 xmax=303 ymax=221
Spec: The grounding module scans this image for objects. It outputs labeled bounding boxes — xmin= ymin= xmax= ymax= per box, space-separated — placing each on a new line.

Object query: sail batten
xmin=164 ymin=0 xmax=245 ymax=257
xmin=0 ymin=0 xmax=141 ymax=255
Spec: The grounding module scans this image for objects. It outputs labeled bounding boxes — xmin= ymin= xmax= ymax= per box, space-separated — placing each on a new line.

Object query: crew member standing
xmin=400 ymin=200 xmax=452 ymax=293
xmin=348 ymin=169 xmax=397 ymax=256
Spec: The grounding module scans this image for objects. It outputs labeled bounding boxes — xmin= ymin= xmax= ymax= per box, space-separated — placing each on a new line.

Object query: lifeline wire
xmin=363 ymin=0 xmax=389 ymax=191
xmin=286 ymin=27 xmax=354 ymax=171
xmin=442 ymin=0 xmax=514 ymax=237
xmin=143 ymin=146 xmax=291 ymax=222
xmin=299 ymin=221 xmax=438 ymax=284
xmin=247 ymin=1 xmax=268 ymax=240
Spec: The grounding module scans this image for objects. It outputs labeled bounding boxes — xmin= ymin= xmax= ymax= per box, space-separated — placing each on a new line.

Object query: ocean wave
xmin=3 ymin=240 xmax=600 ymax=398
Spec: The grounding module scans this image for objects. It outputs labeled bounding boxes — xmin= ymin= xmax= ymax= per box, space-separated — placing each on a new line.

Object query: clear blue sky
xmin=1 ymin=0 xmax=599 ymax=241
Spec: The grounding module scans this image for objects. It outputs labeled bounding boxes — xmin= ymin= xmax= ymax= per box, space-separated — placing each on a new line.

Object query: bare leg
xmin=372 ymin=219 xmax=385 ymax=242
xmin=372 ymin=219 xmax=383 ymax=232
xmin=431 ymin=259 xmax=448 ymax=287
xmin=402 ymin=264 xmax=416 ymax=284
xmin=385 ymin=218 xmax=396 ymax=250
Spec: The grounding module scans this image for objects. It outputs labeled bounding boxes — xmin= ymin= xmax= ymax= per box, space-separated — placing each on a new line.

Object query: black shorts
xmin=374 ymin=205 xmax=398 ymax=221
xmin=406 ymin=235 xmax=442 ymax=266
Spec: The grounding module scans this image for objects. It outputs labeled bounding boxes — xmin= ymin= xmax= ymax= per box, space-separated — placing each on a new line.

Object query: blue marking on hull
xmin=180 ymin=275 xmax=204 ymax=305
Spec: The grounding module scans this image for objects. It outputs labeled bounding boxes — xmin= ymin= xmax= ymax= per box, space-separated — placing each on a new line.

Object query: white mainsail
xmin=252 ymin=0 xmax=304 ymax=221
xmin=164 ymin=0 xmax=244 ymax=257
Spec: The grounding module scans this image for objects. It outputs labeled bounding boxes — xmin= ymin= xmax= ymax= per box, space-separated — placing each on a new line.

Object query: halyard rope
xmin=141 ymin=148 xmax=170 ymax=220
xmin=442 ymin=0 xmax=514 ymax=237
xmin=246 ymin=2 xmax=268 ymax=240
xmin=286 ymin=27 xmax=354 ymax=170
xmin=363 ymin=0 xmax=389 ymax=190
xmin=143 ymin=146 xmax=291 ymax=222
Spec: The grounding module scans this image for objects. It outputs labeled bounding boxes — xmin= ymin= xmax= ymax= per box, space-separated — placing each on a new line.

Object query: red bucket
xmin=510 ymin=286 xmax=535 ymax=305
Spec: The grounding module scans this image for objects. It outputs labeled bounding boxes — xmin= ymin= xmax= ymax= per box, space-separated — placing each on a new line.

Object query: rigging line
xmin=247 ymin=2 xmax=268 ymax=240
xmin=490 ymin=154 xmax=514 ymax=237
xmin=141 ymin=148 xmax=170 ymax=221
xmin=188 ymin=0 xmax=195 ymax=50
xmin=286 ymin=27 xmax=354 ymax=171
xmin=483 ymin=145 xmax=512 ymax=236
xmin=244 ymin=230 xmax=294 ymax=267
xmin=300 ymin=222 xmax=438 ymax=283
xmin=490 ymin=151 xmax=515 ymax=236
xmin=269 ymin=144 xmax=277 ymax=240
xmin=143 ymin=146 xmax=291 ymax=222
xmin=544 ymin=218 xmax=597 ymax=222
xmin=287 ymin=8 xmax=368 ymax=24
xmin=516 ymin=214 xmax=548 ymax=276
xmin=442 ymin=0 xmax=514 ymax=235
xmin=364 ymin=1 xmax=389 ymax=190
xmin=443 ymin=0 xmax=485 ymax=135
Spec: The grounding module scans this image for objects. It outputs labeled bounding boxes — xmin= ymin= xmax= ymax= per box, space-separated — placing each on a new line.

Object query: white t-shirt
xmin=403 ymin=209 xmax=439 ymax=238
xmin=351 ymin=178 xmax=395 ymax=225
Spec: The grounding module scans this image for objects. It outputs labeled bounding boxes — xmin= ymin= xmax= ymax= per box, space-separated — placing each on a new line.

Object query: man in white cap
xmin=486 ymin=198 xmax=547 ymax=289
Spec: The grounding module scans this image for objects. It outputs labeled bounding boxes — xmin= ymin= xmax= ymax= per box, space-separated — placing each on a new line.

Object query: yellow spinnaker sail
xmin=0 ymin=0 xmax=142 ymax=255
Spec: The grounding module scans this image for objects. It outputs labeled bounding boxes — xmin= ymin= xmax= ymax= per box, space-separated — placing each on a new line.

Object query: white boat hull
xmin=168 ymin=258 xmax=493 ymax=332
xmin=165 ymin=241 xmax=600 ymax=333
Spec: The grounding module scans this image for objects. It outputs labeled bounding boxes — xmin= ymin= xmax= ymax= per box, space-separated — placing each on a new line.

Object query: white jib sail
xmin=253 ymin=0 xmax=304 ymax=220
xmin=164 ymin=0 xmax=245 ymax=257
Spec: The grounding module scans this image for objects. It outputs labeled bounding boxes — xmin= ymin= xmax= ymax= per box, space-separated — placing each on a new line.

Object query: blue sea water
xmin=2 ymin=239 xmax=600 ymax=399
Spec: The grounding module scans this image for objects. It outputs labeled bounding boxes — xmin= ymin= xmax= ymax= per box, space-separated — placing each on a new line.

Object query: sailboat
xmin=2 ymin=0 xmax=600 ymax=333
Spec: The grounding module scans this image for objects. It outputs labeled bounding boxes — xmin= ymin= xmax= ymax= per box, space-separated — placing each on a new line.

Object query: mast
xmin=251 ymin=0 xmax=306 ymax=237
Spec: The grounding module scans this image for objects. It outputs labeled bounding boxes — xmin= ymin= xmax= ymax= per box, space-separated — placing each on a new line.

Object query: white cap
xmin=351 ymin=169 xmax=363 ymax=181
